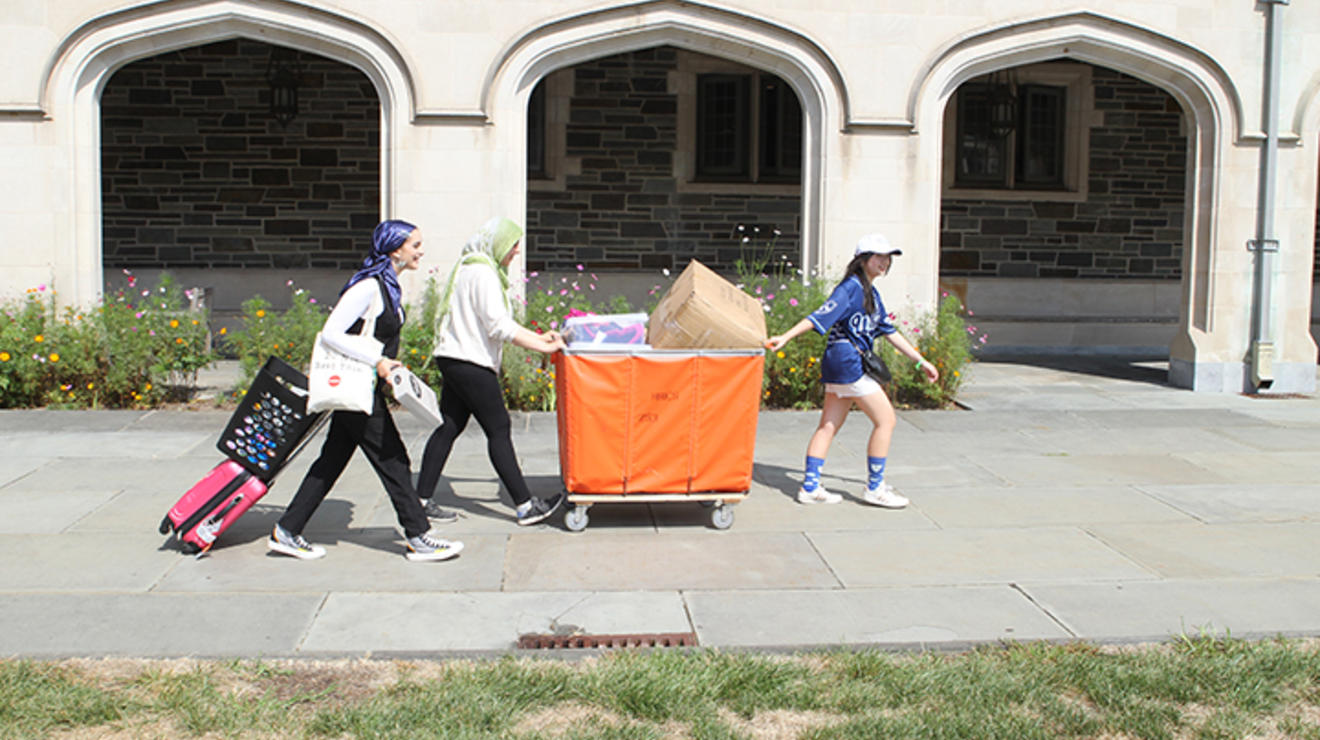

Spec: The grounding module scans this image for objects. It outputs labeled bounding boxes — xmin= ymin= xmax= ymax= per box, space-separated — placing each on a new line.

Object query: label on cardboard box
xmin=647 ymin=260 xmax=767 ymax=349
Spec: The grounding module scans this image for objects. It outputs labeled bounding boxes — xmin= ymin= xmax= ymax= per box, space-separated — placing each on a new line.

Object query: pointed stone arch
xmin=907 ymin=11 xmax=1246 ymax=390
xmin=41 ymin=0 xmax=418 ymax=307
xmin=481 ymin=0 xmax=849 ymax=279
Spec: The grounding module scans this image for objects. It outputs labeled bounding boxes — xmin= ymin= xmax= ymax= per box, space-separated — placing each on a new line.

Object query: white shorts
xmin=824 ymin=375 xmax=885 ymax=398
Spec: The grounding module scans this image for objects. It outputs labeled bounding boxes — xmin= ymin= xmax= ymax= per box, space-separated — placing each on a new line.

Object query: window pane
xmin=759 ymin=75 xmax=802 ymax=181
xmin=697 ymin=74 xmax=749 ymax=178
xmin=1017 ymin=84 xmax=1065 ymax=187
xmin=954 ymin=85 xmax=1007 ymax=187
xmin=527 ymin=79 xmax=547 ymax=177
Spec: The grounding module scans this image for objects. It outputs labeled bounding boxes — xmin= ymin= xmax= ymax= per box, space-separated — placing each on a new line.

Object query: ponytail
xmin=840 ymin=254 xmax=876 ymax=315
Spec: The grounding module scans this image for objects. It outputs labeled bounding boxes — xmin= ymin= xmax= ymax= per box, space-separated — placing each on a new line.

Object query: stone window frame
xmin=527 ymin=69 xmax=577 ymax=190
xmin=672 ymin=52 xmax=801 ymax=196
xmin=941 ymin=62 xmax=1095 ymax=203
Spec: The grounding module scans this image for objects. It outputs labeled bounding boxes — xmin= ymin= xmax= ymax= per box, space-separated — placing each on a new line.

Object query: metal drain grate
xmin=517 ymin=632 xmax=698 ymax=650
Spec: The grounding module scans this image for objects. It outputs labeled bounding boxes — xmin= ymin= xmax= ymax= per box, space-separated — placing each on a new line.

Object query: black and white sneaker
xmin=267 ymin=525 xmax=326 ymax=560
xmin=516 ymin=493 xmax=565 ymax=527
xmin=405 ymin=532 xmax=463 ymax=562
xmin=421 ymin=498 xmax=459 ymax=523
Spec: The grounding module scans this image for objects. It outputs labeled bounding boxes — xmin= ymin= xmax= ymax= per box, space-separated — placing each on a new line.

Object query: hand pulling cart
xmin=553 ymin=346 xmax=764 ymax=531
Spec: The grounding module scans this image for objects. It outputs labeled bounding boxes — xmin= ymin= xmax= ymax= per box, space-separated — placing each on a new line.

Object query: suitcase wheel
xmin=180 ymin=541 xmax=201 ymax=556
xmin=158 ymin=515 xmax=174 ymax=535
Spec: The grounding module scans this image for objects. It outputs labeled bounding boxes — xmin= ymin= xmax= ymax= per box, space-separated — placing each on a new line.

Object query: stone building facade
xmin=1 ymin=1 xmax=1317 ymax=392
xmin=101 ymin=39 xmax=380 ymax=271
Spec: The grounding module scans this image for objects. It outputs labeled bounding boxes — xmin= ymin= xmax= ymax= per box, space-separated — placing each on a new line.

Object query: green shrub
xmin=880 ymin=293 xmax=984 ymax=408
xmin=221 ymin=281 xmax=325 ymax=389
xmin=0 ymin=273 xmax=214 ymax=408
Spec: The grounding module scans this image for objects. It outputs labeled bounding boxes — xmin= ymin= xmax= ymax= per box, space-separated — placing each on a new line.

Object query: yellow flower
xmin=219 ymin=327 xmax=228 ymax=335
xmin=776 ymin=351 xmax=785 ymax=359
xmin=954 ymin=370 xmax=960 ymax=377
xmin=410 ymin=348 xmax=418 ymax=354
xmin=255 ymin=310 xmax=266 ymax=318
xmin=191 ymin=319 xmax=199 ymax=326
xmin=0 ymin=352 xmax=9 ymax=362
xmin=86 ymin=382 xmax=94 ymax=390
xmin=49 ymin=353 xmax=59 ymax=362
xmin=33 ymin=335 xmax=44 ymax=343
xmin=176 ymin=338 xmax=184 ymax=344
xmin=145 ymin=383 xmax=152 ymax=391
xmin=274 ymin=343 xmax=281 ymax=350
xmin=170 ymin=319 xmax=179 ymax=328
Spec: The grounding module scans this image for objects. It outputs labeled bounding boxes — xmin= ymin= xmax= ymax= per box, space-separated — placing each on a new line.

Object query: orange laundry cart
xmin=553 ymin=347 xmax=764 ymax=531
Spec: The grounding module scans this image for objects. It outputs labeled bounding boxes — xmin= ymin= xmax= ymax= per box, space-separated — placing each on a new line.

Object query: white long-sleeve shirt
xmin=320 ymin=278 xmax=392 ymax=366
xmin=433 ymin=263 xmax=520 ymax=371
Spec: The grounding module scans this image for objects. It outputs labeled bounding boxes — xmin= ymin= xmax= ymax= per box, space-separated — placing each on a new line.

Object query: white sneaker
xmin=797 ymin=486 xmax=842 ymax=504
xmin=862 ymin=482 xmax=909 ymax=509
xmin=405 ymin=532 xmax=464 ymax=562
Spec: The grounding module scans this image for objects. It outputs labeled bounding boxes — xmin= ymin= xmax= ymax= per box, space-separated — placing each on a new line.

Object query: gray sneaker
xmin=267 ymin=525 xmax=326 ymax=560
xmin=516 ymin=493 xmax=565 ymax=527
xmin=405 ymin=532 xmax=463 ymax=562
xmin=421 ymin=499 xmax=459 ymax=523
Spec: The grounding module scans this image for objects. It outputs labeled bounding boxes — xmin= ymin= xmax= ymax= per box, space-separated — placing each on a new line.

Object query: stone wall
xmin=101 ymin=39 xmax=380 ymax=271
xmin=941 ymin=66 xmax=1187 ymax=280
xmin=526 ymin=47 xmax=801 ymax=274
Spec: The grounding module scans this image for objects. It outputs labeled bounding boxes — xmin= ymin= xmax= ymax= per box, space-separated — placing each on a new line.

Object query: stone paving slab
xmin=0 ymin=456 xmax=52 ymax=489
xmin=0 ymin=533 xmax=179 ymax=591
xmin=0 ymin=593 xmax=323 ymax=657
xmin=1173 ymin=451 xmax=1320 ymax=485
xmin=0 ymin=432 xmax=211 ymax=460
xmin=154 ymin=532 xmax=507 ymax=593
xmin=965 ymin=452 xmax=1227 ymax=487
xmin=1020 ymin=578 xmax=1320 ymax=640
xmin=503 ymin=531 xmax=841 ymax=591
xmin=685 ymin=586 xmax=1071 ymax=648
xmin=1207 ymin=424 xmax=1320 ymax=452
xmin=808 ymin=527 xmax=1157 ymax=587
xmin=301 ymin=591 xmax=692 ymax=654
xmin=0 ymin=409 xmax=145 ymax=431
xmin=1018 ymin=426 xmax=1259 ymax=456
xmin=1134 ymin=483 xmax=1320 ymax=523
xmin=0 ymin=487 xmax=120 ymax=533
xmin=913 ymin=486 xmax=1195 ymax=529
xmin=1085 ymin=522 xmax=1320 ymax=579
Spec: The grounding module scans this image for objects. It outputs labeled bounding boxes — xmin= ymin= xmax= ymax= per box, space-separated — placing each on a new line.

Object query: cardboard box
xmin=647 ymin=260 xmax=767 ymax=349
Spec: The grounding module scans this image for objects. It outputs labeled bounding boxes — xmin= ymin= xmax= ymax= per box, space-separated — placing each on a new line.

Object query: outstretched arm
xmin=883 ymin=332 xmax=939 ymax=383
xmin=765 ymin=317 xmax=816 ymax=351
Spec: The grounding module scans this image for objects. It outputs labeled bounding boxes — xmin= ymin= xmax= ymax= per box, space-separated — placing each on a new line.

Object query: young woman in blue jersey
xmin=765 ymin=234 xmax=938 ymax=507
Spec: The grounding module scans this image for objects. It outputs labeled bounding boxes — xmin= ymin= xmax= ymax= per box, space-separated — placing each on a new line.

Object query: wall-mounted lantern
xmin=265 ymin=47 xmax=301 ymax=127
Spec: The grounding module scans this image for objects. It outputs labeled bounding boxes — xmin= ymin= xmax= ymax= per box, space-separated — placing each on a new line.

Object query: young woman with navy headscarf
xmin=268 ymin=220 xmax=463 ymax=562
xmin=766 ymin=234 xmax=939 ymax=508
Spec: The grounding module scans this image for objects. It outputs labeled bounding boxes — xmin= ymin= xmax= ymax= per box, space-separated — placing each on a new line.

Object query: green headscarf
xmin=435 ymin=217 xmax=523 ymax=336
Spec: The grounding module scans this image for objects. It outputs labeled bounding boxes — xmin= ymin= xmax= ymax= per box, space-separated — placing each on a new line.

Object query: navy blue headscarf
xmin=341 ymin=219 xmax=416 ymax=321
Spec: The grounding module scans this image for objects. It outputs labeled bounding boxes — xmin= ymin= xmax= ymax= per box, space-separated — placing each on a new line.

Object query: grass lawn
xmin=3 ymin=637 xmax=1318 ymax=739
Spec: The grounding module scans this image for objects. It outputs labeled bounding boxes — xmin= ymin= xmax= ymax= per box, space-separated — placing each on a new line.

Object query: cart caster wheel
xmin=710 ymin=504 xmax=734 ymax=530
xmin=180 ymin=541 xmax=201 ymax=556
xmin=158 ymin=515 xmax=173 ymax=535
xmin=565 ymin=505 xmax=589 ymax=532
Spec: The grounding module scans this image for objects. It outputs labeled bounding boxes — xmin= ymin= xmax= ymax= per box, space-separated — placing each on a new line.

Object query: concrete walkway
xmin=1 ymin=357 xmax=1318 ymax=658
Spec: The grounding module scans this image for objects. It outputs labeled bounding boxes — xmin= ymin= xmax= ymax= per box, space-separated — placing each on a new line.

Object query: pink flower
xmin=545 ymin=306 xmax=553 ymax=313
xmin=550 ymin=320 xmax=559 ymax=328
xmin=309 ymin=298 xmax=317 ymax=304
xmin=979 ymin=336 xmax=988 ymax=344
xmin=576 ymin=264 xmax=584 ymax=271
xmin=530 ymin=271 xmax=539 ymax=278
xmin=967 ymin=310 xmax=974 ymax=316
xmin=766 ymin=294 xmax=775 ymax=301
xmin=913 ymin=328 xmax=922 ymax=334
xmin=789 ymin=298 xmax=798 ymax=307
xmin=559 ymin=289 xmax=568 ymax=296
xmin=37 ymin=284 xmax=46 ymax=292
xmin=141 ymin=290 xmax=150 ymax=297
xmin=589 ymin=284 xmax=596 ymax=290
xmin=590 ymin=273 xmax=598 ymax=281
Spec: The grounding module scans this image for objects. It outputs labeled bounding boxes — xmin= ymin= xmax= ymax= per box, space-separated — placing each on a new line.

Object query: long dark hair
xmin=840 ymin=254 xmax=876 ymax=314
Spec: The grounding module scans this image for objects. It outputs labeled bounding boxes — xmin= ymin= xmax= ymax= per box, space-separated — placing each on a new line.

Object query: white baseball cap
xmin=855 ymin=233 xmax=902 ymax=257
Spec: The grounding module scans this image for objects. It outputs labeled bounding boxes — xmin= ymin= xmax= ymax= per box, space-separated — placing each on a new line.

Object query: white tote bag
xmin=307 ymin=289 xmax=384 ymax=414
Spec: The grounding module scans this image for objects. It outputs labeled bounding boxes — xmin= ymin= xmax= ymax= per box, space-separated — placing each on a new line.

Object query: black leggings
xmin=279 ymin=392 xmax=429 ymax=539
xmin=416 ymin=356 xmax=532 ymax=507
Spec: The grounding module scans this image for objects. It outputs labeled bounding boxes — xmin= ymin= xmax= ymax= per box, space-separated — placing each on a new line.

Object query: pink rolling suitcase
xmin=159 ymin=460 xmax=268 ymax=556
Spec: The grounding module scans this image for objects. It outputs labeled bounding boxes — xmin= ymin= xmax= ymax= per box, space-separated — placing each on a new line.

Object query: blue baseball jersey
xmin=806 ymin=275 xmax=896 ymax=384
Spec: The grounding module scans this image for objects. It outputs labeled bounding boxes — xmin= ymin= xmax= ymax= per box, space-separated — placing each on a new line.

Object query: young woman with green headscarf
xmin=417 ymin=217 xmax=567 ymax=526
